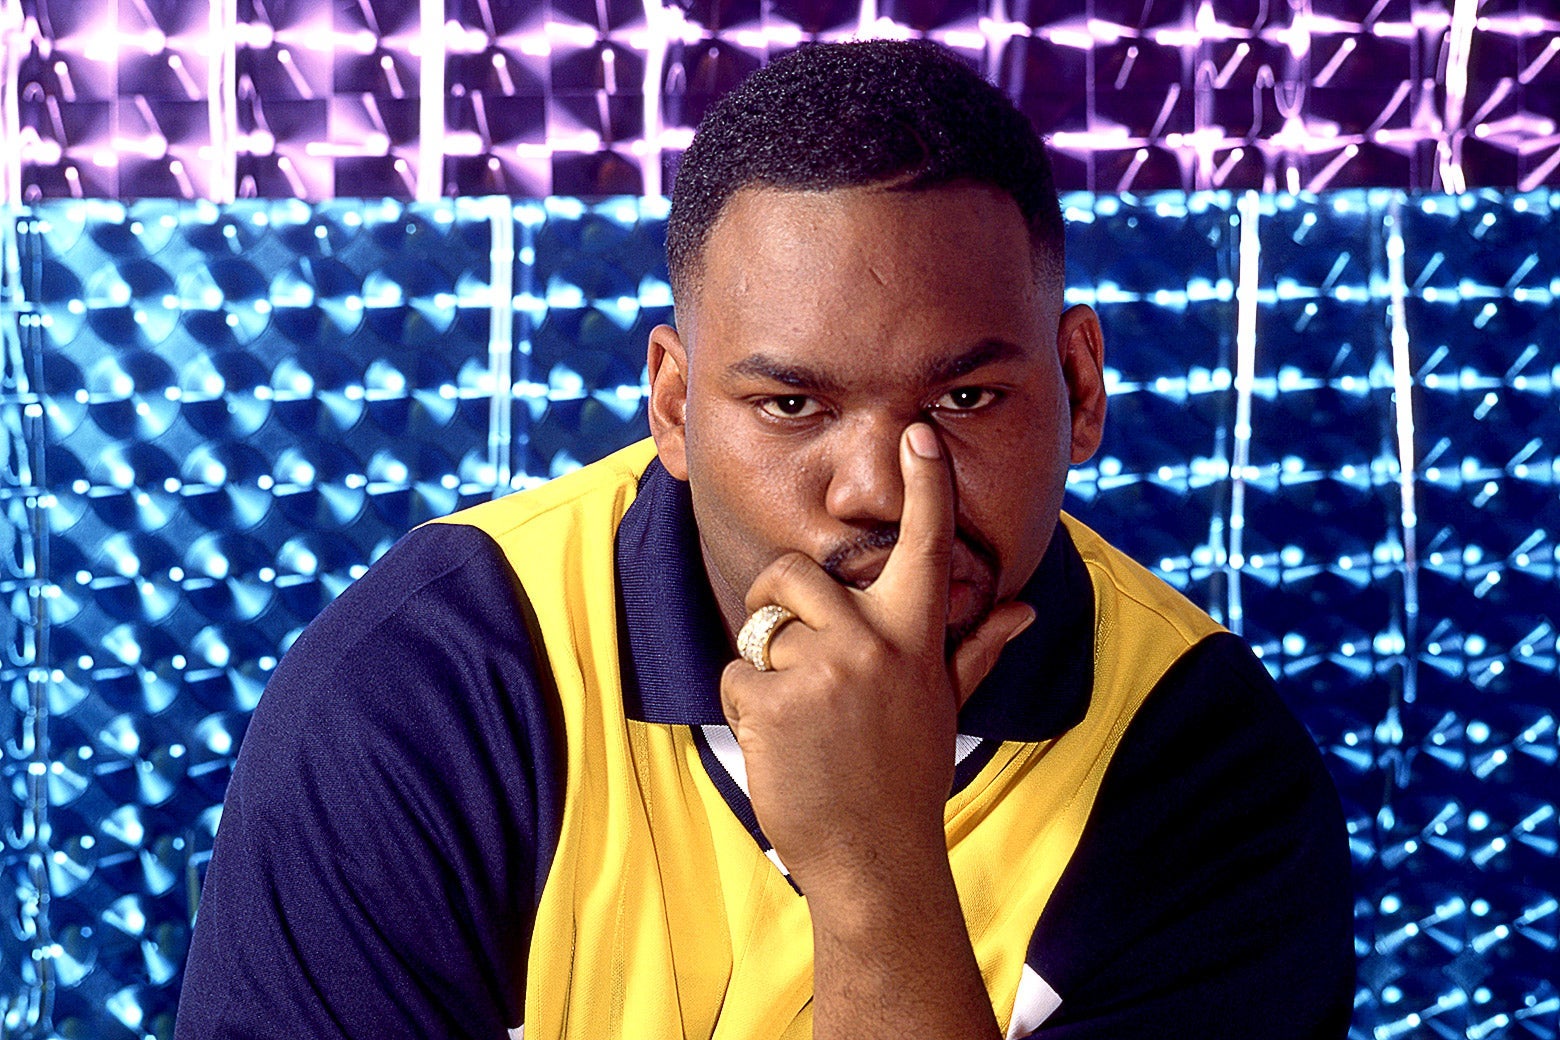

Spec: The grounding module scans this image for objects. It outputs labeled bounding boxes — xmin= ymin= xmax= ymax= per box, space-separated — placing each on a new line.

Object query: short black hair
xmin=666 ymin=39 xmax=1064 ymax=303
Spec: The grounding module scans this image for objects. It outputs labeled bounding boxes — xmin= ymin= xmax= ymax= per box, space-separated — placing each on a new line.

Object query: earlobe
xmin=1058 ymin=305 xmax=1107 ymax=464
xmin=647 ymin=323 xmax=691 ymax=480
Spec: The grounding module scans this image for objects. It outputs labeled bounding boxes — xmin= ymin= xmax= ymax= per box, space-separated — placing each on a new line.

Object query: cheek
xmin=690 ymin=423 xmax=809 ymax=514
xmin=686 ymin=417 xmax=828 ymax=581
xmin=949 ymin=427 xmax=1067 ymax=587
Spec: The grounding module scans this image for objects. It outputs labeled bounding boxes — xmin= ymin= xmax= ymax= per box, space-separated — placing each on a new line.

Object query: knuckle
xmin=767 ymin=551 xmax=815 ymax=587
xmin=892 ymin=539 xmax=950 ymax=581
xmin=814 ymin=657 xmax=851 ymax=689
xmin=954 ymin=637 xmax=1004 ymax=697
xmin=851 ymin=639 xmax=894 ymax=676
xmin=719 ymin=667 xmax=751 ymax=725
xmin=750 ymin=551 xmax=822 ymax=611
xmin=974 ymin=642 xmax=1002 ymax=680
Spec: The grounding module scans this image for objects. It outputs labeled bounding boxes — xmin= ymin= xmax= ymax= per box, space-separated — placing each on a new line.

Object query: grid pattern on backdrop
xmin=5 ymin=0 xmax=1560 ymax=202
xmin=0 ymin=192 xmax=1556 ymax=1038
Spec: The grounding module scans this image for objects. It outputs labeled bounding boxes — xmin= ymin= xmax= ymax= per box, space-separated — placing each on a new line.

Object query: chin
xmin=944 ymin=581 xmax=997 ymax=652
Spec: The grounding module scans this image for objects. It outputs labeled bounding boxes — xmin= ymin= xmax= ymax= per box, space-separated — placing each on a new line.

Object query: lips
xmin=830 ymin=552 xmax=889 ymax=589
xmin=823 ymin=537 xmax=994 ymax=591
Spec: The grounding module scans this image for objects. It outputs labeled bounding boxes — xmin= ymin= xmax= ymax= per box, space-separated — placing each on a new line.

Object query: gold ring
xmin=736 ymin=604 xmax=798 ymax=671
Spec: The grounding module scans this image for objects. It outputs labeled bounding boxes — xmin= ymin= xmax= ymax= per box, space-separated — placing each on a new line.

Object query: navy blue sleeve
xmin=1026 ymin=633 xmax=1355 ymax=1038
xmin=175 ymin=524 xmax=564 ymax=1039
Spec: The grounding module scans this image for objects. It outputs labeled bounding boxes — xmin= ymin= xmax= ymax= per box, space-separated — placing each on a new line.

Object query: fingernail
xmin=907 ymin=424 xmax=939 ymax=459
xmin=1006 ymin=611 xmax=1036 ymax=642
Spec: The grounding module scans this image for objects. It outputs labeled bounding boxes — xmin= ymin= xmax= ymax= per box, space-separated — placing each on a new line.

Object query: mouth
xmin=819 ymin=533 xmax=999 ymax=650
xmin=820 ymin=525 xmax=999 ymax=595
xmin=819 ymin=526 xmax=897 ymax=588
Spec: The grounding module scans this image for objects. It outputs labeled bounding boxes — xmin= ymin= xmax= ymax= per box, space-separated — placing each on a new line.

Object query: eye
xmin=758 ymin=395 xmax=823 ymax=419
xmin=933 ymin=387 xmax=1000 ymax=412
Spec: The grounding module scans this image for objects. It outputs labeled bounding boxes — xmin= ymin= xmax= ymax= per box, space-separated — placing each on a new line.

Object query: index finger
xmin=870 ymin=422 xmax=954 ymax=633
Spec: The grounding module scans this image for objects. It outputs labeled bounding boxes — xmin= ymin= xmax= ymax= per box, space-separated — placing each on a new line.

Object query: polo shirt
xmin=175 ymin=440 xmax=1354 ymax=1039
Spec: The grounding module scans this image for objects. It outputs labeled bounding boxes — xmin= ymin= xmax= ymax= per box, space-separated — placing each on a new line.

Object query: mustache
xmin=819 ymin=523 xmax=1000 ymax=587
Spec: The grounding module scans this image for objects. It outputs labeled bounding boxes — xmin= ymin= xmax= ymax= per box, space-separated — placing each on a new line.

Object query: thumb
xmin=949 ymin=603 xmax=1036 ymax=706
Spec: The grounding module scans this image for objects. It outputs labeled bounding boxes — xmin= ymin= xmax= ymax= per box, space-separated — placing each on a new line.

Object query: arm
xmin=807 ymin=844 xmax=999 ymax=1040
xmin=175 ymin=525 xmax=563 ymax=1039
xmin=719 ymin=424 xmax=1353 ymax=1038
xmin=720 ymin=424 xmax=1033 ymax=1039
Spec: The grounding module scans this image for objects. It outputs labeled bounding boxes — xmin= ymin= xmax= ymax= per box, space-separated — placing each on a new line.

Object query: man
xmin=177 ymin=40 xmax=1354 ymax=1039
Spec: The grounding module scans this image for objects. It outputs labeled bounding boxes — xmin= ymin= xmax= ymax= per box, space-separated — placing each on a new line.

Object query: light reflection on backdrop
xmin=7 ymin=0 xmax=1560 ymax=202
xmin=2 ymin=2 xmax=1558 ymax=1038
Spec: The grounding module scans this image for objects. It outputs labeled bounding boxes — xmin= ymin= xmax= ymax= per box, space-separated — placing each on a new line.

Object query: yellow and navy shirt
xmin=177 ymin=440 xmax=1354 ymax=1039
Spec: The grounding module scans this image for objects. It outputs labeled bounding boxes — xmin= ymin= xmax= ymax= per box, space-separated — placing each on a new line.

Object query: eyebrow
xmin=725 ymin=355 xmax=848 ymax=394
xmin=923 ymin=338 xmax=1027 ymax=384
xmin=725 ymin=338 xmax=1027 ymax=394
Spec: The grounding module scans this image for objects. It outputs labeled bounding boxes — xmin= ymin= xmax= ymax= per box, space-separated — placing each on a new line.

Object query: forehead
xmin=684 ymin=183 xmax=1052 ymax=376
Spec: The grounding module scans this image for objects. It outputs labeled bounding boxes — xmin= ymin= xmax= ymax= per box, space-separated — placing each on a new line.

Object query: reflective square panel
xmin=2 ymin=191 xmax=1556 ymax=1038
xmin=9 ymin=0 xmax=1560 ymax=203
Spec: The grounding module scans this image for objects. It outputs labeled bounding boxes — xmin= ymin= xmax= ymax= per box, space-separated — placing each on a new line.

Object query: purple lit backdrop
xmin=3 ymin=3 xmax=1559 ymax=1040
xmin=5 ymin=0 xmax=1560 ymax=202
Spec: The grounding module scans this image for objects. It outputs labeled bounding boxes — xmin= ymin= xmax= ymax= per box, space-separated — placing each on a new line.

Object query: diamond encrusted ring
xmin=736 ymin=604 xmax=799 ymax=672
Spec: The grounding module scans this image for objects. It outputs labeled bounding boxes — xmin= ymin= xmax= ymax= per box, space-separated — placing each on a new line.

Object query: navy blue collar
xmin=616 ymin=459 xmax=1094 ymax=742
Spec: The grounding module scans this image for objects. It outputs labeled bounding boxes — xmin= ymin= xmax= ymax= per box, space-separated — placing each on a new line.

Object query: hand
xmin=719 ymin=423 xmax=1036 ymax=900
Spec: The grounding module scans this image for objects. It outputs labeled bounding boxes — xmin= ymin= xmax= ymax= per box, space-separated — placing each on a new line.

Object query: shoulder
xmin=285 ymin=520 xmax=528 ymax=656
xmin=257 ymin=522 xmax=542 ymax=735
xmin=1062 ymin=513 xmax=1224 ymax=650
xmin=239 ymin=518 xmax=561 ymax=821
xmin=1068 ymin=630 xmax=1349 ymax=893
xmin=1118 ymin=632 xmax=1337 ymax=799
xmin=1032 ymin=632 xmax=1355 ymax=1035
xmin=432 ymin=438 xmax=657 ymax=547
xmin=180 ymin=520 xmax=569 ymax=1037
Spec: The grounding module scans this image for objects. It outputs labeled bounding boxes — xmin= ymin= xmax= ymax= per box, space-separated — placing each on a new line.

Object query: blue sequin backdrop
xmin=2 ymin=0 xmax=1559 ymax=1036
xmin=2 ymin=190 xmax=1556 ymax=1040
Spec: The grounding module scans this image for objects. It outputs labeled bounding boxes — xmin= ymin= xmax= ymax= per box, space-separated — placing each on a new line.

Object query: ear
xmin=1058 ymin=305 xmax=1107 ymax=464
xmin=646 ymin=323 xmax=690 ymax=480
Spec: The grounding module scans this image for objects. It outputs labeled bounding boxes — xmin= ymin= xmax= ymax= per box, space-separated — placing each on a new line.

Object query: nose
xmin=824 ymin=416 xmax=905 ymax=525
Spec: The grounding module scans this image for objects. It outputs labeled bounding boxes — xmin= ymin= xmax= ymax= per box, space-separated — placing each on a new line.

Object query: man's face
xmin=648 ymin=182 xmax=1106 ymax=644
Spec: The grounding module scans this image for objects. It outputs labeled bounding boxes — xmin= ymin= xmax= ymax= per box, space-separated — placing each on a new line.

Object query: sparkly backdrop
xmin=2 ymin=2 xmax=1559 ymax=1040
xmin=5 ymin=0 xmax=1560 ymax=202
xmin=4 ymin=189 xmax=1556 ymax=1040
